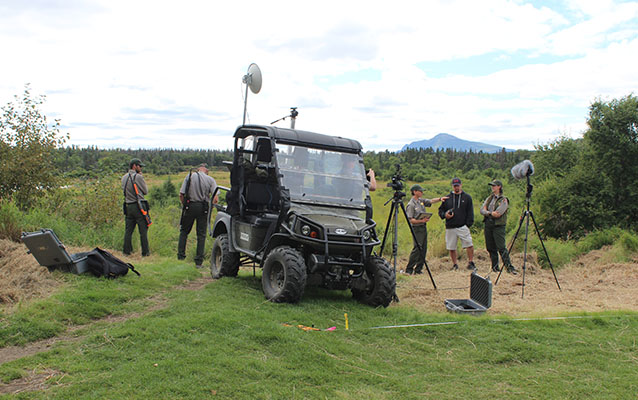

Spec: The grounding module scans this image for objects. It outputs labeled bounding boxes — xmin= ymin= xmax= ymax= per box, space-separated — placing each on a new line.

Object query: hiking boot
xmin=506 ymin=265 xmax=519 ymax=275
xmin=177 ymin=255 xmax=186 ymax=260
xmin=467 ymin=261 xmax=476 ymax=271
xmin=195 ymin=264 xmax=203 ymax=269
xmin=451 ymin=264 xmax=459 ymax=271
xmin=492 ymin=265 xmax=501 ymax=272
xmin=414 ymin=269 xmax=423 ymax=275
xmin=405 ymin=268 xmax=414 ymax=275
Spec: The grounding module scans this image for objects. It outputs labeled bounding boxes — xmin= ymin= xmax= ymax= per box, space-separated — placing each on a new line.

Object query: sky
xmin=0 ymin=0 xmax=637 ymax=152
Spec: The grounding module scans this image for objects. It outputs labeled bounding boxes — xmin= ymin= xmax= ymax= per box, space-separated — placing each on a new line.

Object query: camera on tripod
xmin=387 ymin=164 xmax=405 ymax=192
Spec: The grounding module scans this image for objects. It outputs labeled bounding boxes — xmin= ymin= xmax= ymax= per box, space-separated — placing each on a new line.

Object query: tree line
xmin=2 ymin=85 xmax=636 ymax=239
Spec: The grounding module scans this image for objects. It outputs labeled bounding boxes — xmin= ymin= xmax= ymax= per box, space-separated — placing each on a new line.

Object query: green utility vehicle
xmin=210 ymin=125 xmax=395 ymax=307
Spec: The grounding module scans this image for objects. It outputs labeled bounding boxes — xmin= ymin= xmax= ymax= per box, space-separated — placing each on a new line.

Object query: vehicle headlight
xmin=301 ymin=224 xmax=311 ymax=236
xmin=362 ymin=230 xmax=371 ymax=240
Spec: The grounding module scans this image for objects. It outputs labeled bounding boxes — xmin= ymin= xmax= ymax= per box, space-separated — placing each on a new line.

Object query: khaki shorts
xmin=445 ymin=226 xmax=473 ymax=250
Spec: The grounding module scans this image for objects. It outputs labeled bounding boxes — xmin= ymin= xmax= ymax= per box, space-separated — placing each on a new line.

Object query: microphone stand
xmin=494 ymin=173 xmax=561 ymax=298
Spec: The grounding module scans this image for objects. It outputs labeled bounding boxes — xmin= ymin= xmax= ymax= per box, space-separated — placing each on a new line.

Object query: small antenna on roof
xmin=271 ymin=107 xmax=299 ymax=129
xmin=242 ymin=63 xmax=262 ymax=125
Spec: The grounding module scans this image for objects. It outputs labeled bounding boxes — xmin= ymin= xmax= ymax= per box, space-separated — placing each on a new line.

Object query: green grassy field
xmin=1 ymin=262 xmax=637 ymax=399
xmin=2 ymin=171 xmax=638 ymax=398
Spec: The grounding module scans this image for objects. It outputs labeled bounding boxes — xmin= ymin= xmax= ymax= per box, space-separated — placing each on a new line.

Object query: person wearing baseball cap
xmin=404 ymin=184 xmax=448 ymax=275
xmin=177 ymin=163 xmax=218 ymax=268
xmin=480 ymin=179 xmax=518 ymax=274
xmin=121 ymin=158 xmax=149 ymax=256
xmin=438 ymin=177 xmax=476 ymax=271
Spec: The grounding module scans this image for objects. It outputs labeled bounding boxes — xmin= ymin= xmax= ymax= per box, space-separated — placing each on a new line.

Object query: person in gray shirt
xmin=121 ymin=158 xmax=149 ymax=256
xmin=404 ymin=184 xmax=447 ymax=275
xmin=177 ymin=163 xmax=218 ymax=268
xmin=480 ymin=179 xmax=518 ymax=274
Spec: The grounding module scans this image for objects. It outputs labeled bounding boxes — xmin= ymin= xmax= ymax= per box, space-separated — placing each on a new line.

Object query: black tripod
xmin=494 ymin=175 xmax=561 ymax=298
xmin=379 ymin=190 xmax=437 ymax=297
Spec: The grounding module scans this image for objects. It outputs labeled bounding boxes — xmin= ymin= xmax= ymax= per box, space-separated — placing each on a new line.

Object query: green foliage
xmin=619 ymin=231 xmax=638 ymax=253
xmin=0 ymin=85 xmax=68 ymax=208
xmin=0 ymin=200 xmax=22 ymax=241
xmin=532 ymin=135 xmax=583 ymax=180
xmin=35 ymin=177 xmax=122 ymax=229
xmin=148 ymin=176 xmax=179 ymax=208
xmin=532 ymin=237 xmax=579 ymax=269
xmin=534 ymin=94 xmax=638 ymax=238
xmin=576 ymin=228 xmax=623 ymax=253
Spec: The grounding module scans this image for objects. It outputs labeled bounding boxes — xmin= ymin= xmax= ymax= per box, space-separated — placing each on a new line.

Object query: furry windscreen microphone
xmin=511 ymin=160 xmax=535 ymax=179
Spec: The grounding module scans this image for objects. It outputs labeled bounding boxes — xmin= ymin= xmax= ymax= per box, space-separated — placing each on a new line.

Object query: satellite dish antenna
xmin=242 ymin=63 xmax=262 ymax=125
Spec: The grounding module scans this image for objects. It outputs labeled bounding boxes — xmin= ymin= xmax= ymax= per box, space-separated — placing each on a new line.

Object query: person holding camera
xmin=438 ymin=177 xmax=475 ymax=271
xmin=121 ymin=158 xmax=149 ymax=257
xmin=404 ymin=184 xmax=447 ymax=275
xmin=480 ymin=179 xmax=518 ymax=274
xmin=177 ymin=163 xmax=218 ymax=268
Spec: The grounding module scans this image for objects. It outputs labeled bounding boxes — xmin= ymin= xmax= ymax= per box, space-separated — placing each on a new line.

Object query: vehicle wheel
xmin=352 ymin=256 xmax=395 ymax=307
xmin=262 ymin=246 xmax=307 ymax=303
xmin=210 ymin=234 xmax=240 ymax=279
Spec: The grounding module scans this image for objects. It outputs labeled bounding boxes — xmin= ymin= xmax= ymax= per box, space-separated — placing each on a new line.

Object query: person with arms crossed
xmin=480 ymin=179 xmax=518 ymax=274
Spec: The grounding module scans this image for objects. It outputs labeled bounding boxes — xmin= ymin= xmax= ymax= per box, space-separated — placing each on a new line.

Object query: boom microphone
xmin=511 ymin=160 xmax=535 ymax=180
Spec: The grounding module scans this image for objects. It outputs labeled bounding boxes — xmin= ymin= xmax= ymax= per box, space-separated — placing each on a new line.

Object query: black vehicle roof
xmin=234 ymin=125 xmax=362 ymax=153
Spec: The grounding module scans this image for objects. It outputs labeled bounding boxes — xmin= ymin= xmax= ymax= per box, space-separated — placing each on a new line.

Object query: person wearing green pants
xmin=404 ymin=184 xmax=446 ymax=275
xmin=121 ymin=158 xmax=150 ymax=256
xmin=480 ymin=179 xmax=518 ymax=274
xmin=177 ymin=163 xmax=218 ymax=268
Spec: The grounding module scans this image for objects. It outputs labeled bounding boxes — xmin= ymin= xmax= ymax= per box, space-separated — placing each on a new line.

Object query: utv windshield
xmin=275 ymin=143 xmax=367 ymax=207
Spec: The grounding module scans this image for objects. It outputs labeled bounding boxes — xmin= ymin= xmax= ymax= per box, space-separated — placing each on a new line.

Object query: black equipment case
xmin=444 ymin=272 xmax=492 ymax=315
xmin=21 ymin=229 xmax=89 ymax=274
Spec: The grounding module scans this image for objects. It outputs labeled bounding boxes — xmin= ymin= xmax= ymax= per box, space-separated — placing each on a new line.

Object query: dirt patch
xmin=0 ymin=368 xmax=64 ymax=395
xmin=394 ymin=249 xmax=638 ymax=315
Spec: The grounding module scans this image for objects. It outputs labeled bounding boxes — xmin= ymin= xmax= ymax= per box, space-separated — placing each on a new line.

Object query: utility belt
xmin=183 ymin=200 xmax=209 ymax=214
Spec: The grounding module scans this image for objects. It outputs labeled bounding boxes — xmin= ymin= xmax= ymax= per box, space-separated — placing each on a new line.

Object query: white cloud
xmin=0 ymin=0 xmax=636 ymax=151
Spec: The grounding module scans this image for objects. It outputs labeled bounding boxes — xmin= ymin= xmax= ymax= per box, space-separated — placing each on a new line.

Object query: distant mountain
xmin=401 ymin=133 xmax=512 ymax=153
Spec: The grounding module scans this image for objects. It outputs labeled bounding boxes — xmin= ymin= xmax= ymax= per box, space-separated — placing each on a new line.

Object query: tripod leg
xmin=495 ymin=208 xmax=525 ymax=285
xmin=528 ymin=211 xmax=561 ymax=291
xmin=399 ymin=202 xmax=436 ymax=289
xmin=521 ymin=211 xmax=531 ymax=298
xmin=379 ymin=201 xmax=395 ymax=258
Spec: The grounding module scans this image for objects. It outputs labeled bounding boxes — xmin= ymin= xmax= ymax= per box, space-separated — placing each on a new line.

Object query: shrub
xmin=576 ymin=228 xmax=623 ymax=253
xmin=0 ymin=200 xmax=23 ymax=241
xmin=619 ymin=231 xmax=638 ymax=253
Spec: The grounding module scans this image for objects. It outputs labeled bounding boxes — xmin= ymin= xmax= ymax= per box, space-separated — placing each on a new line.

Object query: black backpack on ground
xmin=82 ymin=247 xmax=141 ymax=278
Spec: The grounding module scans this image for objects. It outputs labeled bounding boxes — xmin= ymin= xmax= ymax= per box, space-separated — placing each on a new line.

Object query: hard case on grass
xmin=21 ymin=229 xmax=89 ymax=274
xmin=444 ymin=271 xmax=493 ymax=315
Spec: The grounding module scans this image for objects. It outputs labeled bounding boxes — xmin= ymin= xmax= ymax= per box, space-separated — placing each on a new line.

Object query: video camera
xmin=387 ymin=164 xmax=405 ymax=192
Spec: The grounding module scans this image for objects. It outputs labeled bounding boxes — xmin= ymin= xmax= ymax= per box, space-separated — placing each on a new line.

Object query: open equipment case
xmin=21 ymin=229 xmax=89 ymax=274
xmin=444 ymin=271 xmax=493 ymax=315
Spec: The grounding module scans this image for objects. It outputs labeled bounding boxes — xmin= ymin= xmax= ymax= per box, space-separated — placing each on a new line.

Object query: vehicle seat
xmin=245 ymin=182 xmax=280 ymax=212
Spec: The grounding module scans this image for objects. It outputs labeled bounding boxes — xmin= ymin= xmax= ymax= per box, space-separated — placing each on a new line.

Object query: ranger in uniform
xmin=177 ymin=163 xmax=218 ymax=268
xmin=404 ymin=184 xmax=446 ymax=275
xmin=121 ymin=158 xmax=149 ymax=256
xmin=480 ymin=179 xmax=518 ymax=274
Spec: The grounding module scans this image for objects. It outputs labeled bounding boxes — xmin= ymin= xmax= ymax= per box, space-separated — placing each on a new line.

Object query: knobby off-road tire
xmin=210 ymin=234 xmax=240 ymax=279
xmin=262 ymin=246 xmax=307 ymax=303
xmin=352 ymin=256 xmax=395 ymax=307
